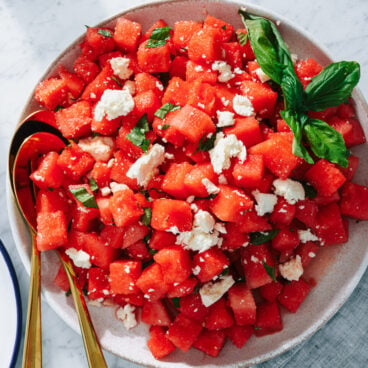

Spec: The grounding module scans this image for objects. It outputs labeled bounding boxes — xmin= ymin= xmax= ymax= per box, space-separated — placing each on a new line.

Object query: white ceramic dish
xmin=6 ymin=1 xmax=368 ymax=367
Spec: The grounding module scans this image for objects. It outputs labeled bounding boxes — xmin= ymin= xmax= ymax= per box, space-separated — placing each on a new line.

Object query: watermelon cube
xmin=278 ymin=279 xmax=311 ymax=313
xmin=340 ymin=182 xmax=368 ymax=220
xmin=109 ymin=260 xmax=141 ymax=294
xmin=147 ymin=326 xmax=176 ymax=359
xmin=228 ymin=283 xmax=256 ymax=326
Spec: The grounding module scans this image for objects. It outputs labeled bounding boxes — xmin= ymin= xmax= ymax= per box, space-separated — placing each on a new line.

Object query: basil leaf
xmin=91 ymin=132 xmax=100 ymax=137
xmin=237 ymin=32 xmax=248 ymax=47
xmin=280 ymin=110 xmax=313 ymax=164
xmin=304 ymin=61 xmax=360 ymax=111
xmin=111 ymin=76 xmax=122 ymax=87
xmin=141 ymin=207 xmax=152 ymax=226
xmin=161 ymin=124 xmax=170 ymax=131
xmin=126 ymin=114 xmax=151 ymax=152
xmin=146 ymin=26 xmax=171 ymax=48
xmin=54 ymin=105 xmax=64 ymax=112
xmin=263 ymin=262 xmax=277 ymax=282
xmin=171 ymin=297 xmax=180 ymax=308
xmin=239 ymin=10 xmax=294 ymax=85
xmin=280 ymin=68 xmax=305 ymax=112
xmin=221 ymin=25 xmax=227 ymax=30
xmin=69 ymin=187 xmax=98 ymax=208
xmin=154 ymin=103 xmax=181 ymax=119
xmin=97 ymin=29 xmax=113 ymax=38
xmin=303 ymin=118 xmax=349 ymax=167
xmin=193 ymin=133 xmax=216 ymax=154
xmin=250 ymin=229 xmax=280 ymax=245
xmin=90 ymin=178 xmax=98 ymax=192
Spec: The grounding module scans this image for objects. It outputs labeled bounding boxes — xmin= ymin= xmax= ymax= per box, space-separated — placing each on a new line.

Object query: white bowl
xmin=7 ymin=1 xmax=368 ymax=367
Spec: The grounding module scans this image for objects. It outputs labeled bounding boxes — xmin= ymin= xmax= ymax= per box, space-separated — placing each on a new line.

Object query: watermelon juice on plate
xmin=8 ymin=1 xmax=368 ymax=366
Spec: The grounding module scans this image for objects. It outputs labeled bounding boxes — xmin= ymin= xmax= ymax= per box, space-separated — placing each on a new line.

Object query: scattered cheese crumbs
xmin=298 ymin=229 xmax=319 ymax=243
xmin=110 ymin=57 xmax=133 ymax=80
xmin=167 ymin=226 xmax=180 ymax=235
xmin=88 ymin=299 xmax=103 ymax=307
xmin=212 ymin=60 xmax=234 ymax=82
xmin=186 ymin=195 xmax=195 ymax=203
xmin=199 ymin=275 xmax=235 ymax=307
xmin=194 ymin=65 xmax=204 ymax=72
xmin=218 ymin=174 xmax=228 ymax=184
xmin=155 ymin=81 xmax=164 ymax=91
xmin=116 ymin=304 xmax=137 ymax=330
xmin=65 ymin=248 xmax=91 ymax=269
xmin=308 ymin=252 xmax=316 ymax=258
xmin=255 ymin=68 xmax=271 ymax=83
xmin=126 ymin=144 xmax=166 ymax=187
xmin=279 ymin=255 xmax=303 ymax=281
xmin=217 ymin=110 xmax=235 ymax=127
xmin=252 ymin=190 xmax=278 ymax=216
xmin=123 ymin=80 xmax=136 ymax=95
xmin=165 ymin=153 xmax=174 ymax=160
xmin=221 ymin=97 xmax=230 ymax=106
xmin=78 ymin=136 xmax=114 ymax=162
xmin=233 ymin=67 xmax=244 ymax=75
xmin=110 ymin=182 xmax=129 ymax=193
xmin=209 ymin=132 xmax=247 ymax=174
xmin=201 ymin=178 xmax=220 ymax=195
xmin=100 ymin=186 xmax=111 ymax=196
xmin=273 ymin=178 xmax=305 ymax=204
xmin=233 ymin=94 xmax=255 ymax=117
xmin=192 ymin=265 xmax=201 ymax=275
xmin=214 ymin=223 xmax=227 ymax=234
xmin=193 ymin=210 xmax=216 ymax=233
xmin=94 ymin=89 xmax=135 ymax=121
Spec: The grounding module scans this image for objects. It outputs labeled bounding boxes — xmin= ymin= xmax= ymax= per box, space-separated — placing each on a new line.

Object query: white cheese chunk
xmin=65 ymin=248 xmax=91 ymax=269
xmin=218 ymin=174 xmax=228 ymax=184
xmin=298 ymin=229 xmax=319 ymax=243
xmin=201 ymin=178 xmax=220 ymax=195
xmin=200 ymin=275 xmax=235 ymax=307
xmin=216 ymin=110 xmax=235 ymax=128
xmin=209 ymin=132 xmax=246 ymax=174
xmin=94 ymin=89 xmax=135 ymax=121
xmin=116 ymin=304 xmax=137 ymax=330
xmin=126 ymin=144 xmax=165 ymax=188
xmin=279 ymin=255 xmax=303 ymax=281
xmin=110 ymin=182 xmax=130 ymax=193
xmin=255 ymin=68 xmax=271 ymax=83
xmin=233 ymin=94 xmax=255 ymax=117
xmin=252 ymin=190 xmax=278 ymax=216
xmin=78 ymin=136 xmax=114 ymax=162
xmin=273 ymin=178 xmax=305 ymax=204
xmin=193 ymin=210 xmax=216 ymax=233
xmin=212 ymin=60 xmax=234 ymax=83
xmin=110 ymin=57 xmax=133 ymax=80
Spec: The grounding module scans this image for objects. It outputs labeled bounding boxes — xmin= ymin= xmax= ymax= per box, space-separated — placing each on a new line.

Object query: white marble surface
xmin=0 ymin=0 xmax=367 ymax=367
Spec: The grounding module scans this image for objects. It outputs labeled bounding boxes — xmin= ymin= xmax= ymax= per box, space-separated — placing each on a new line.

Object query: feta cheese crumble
xmin=209 ymin=132 xmax=246 ymax=174
xmin=116 ymin=304 xmax=137 ymax=330
xmin=298 ymin=229 xmax=319 ymax=243
xmin=110 ymin=57 xmax=133 ymax=80
xmin=94 ymin=89 xmax=135 ymax=121
xmin=255 ymin=68 xmax=271 ymax=83
xmin=279 ymin=255 xmax=303 ymax=281
xmin=216 ymin=110 xmax=235 ymax=127
xmin=78 ymin=136 xmax=114 ymax=162
xmin=212 ymin=60 xmax=234 ymax=82
xmin=273 ymin=178 xmax=305 ymax=204
xmin=199 ymin=275 xmax=235 ymax=307
xmin=201 ymin=178 xmax=220 ymax=195
xmin=233 ymin=94 xmax=255 ymax=117
xmin=252 ymin=190 xmax=278 ymax=216
xmin=65 ymin=248 xmax=91 ymax=269
xmin=126 ymin=144 xmax=165 ymax=187
xmin=110 ymin=182 xmax=129 ymax=193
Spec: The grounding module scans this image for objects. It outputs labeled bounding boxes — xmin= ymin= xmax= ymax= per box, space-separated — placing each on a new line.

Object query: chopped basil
xmin=54 ymin=105 xmax=64 ymax=112
xmin=237 ymin=32 xmax=248 ymax=47
xmin=141 ymin=207 xmax=152 ymax=226
xmin=142 ymin=232 xmax=152 ymax=246
xmin=146 ymin=26 xmax=171 ymax=48
xmin=154 ymin=103 xmax=181 ymax=119
xmin=65 ymin=289 xmax=71 ymax=297
xmin=126 ymin=114 xmax=151 ymax=152
xmin=249 ymin=229 xmax=280 ymax=245
xmin=90 ymin=178 xmax=98 ymax=192
xmin=142 ymin=259 xmax=155 ymax=270
xmin=295 ymin=180 xmax=317 ymax=199
xmin=193 ymin=133 xmax=216 ymax=154
xmin=97 ymin=29 xmax=113 ymax=38
xmin=48 ymin=187 xmax=54 ymax=192
xmin=238 ymin=9 xmax=356 ymax=168
xmin=221 ymin=25 xmax=227 ymax=30
xmin=254 ymin=326 xmax=262 ymax=330
xmin=220 ymin=268 xmax=229 ymax=277
xmin=171 ymin=297 xmax=180 ymax=308
xmin=111 ymin=75 xmax=122 ymax=87
xmin=161 ymin=124 xmax=170 ymax=130
xmin=91 ymin=132 xmax=100 ymax=137
xmin=69 ymin=187 xmax=98 ymax=208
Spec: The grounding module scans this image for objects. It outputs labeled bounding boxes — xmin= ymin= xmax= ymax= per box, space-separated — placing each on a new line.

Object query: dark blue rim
xmin=0 ymin=239 xmax=22 ymax=368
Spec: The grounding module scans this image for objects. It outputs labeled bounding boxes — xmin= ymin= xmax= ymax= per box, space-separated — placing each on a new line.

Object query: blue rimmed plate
xmin=0 ymin=240 xmax=22 ymax=368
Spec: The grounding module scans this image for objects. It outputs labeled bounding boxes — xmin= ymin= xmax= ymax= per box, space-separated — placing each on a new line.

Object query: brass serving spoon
xmin=9 ymin=112 xmax=107 ymax=368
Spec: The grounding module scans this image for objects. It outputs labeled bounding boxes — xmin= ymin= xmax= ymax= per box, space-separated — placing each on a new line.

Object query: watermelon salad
xmin=28 ymin=8 xmax=368 ymax=360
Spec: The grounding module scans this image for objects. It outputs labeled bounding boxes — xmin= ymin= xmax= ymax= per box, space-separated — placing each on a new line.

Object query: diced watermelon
xmin=114 ymin=17 xmax=141 ymax=53
xmin=58 ymin=65 xmax=85 ymax=99
xmin=167 ymin=277 xmax=198 ymax=298
xmin=179 ymin=293 xmax=209 ymax=322
xmin=147 ymin=326 xmax=176 ymax=360
xmin=193 ymin=329 xmax=226 ymax=357
xmin=35 ymin=78 xmax=68 ymax=110
xmin=254 ymin=301 xmax=283 ymax=336
xmin=295 ymin=58 xmax=323 ymax=88
xmin=71 ymin=204 xmax=100 ymax=232
xmin=149 ymin=231 xmax=176 ymax=251
xmin=85 ymin=27 xmax=115 ymax=56
xmin=205 ymin=298 xmax=234 ymax=330
xmin=270 ymin=197 xmax=296 ymax=226
xmin=272 ymin=227 xmax=300 ymax=252
xmin=338 ymin=154 xmax=359 ymax=181
xmin=184 ymin=163 xmax=217 ymax=197
xmin=141 ymin=300 xmax=171 ymax=326
xmin=228 ymin=283 xmax=256 ymax=325
xmin=36 ymin=211 xmax=67 ymax=251
xmin=259 ymin=281 xmax=283 ymax=303
xmin=340 ymin=182 xmax=368 ymax=220
xmin=173 ymin=21 xmax=202 ymax=50
xmin=225 ymin=324 xmax=254 ymax=348
xmin=134 ymin=90 xmax=162 ymax=121
xmin=221 ymin=223 xmax=250 ymax=251
xmin=236 ymin=29 xmax=255 ymax=61
xmin=236 ymin=209 xmax=272 ymax=233
xmin=224 ymin=117 xmax=263 ymax=148
xmin=233 ymin=154 xmax=264 ymax=188
xmin=137 ymin=41 xmax=171 ymax=73
xmin=295 ymin=199 xmax=318 ymax=228
xmin=186 ymin=60 xmax=217 ymax=84
xmin=54 ymin=264 xmax=70 ymax=292
xmin=222 ymin=42 xmax=242 ymax=69
xmin=204 ymin=15 xmax=233 ymax=42
xmin=109 ymin=260 xmax=141 ymax=294
xmin=296 ymin=241 xmax=319 ymax=267
xmin=169 ymin=55 xmax=188 ymax=80
xmin=126 ymin=240 xmax=152 ymax=262
xmin=162 ymin=162 xmax=193 ymax=199
xmin=88 ymin=267 xmax=110 ymax=300
xmin=162 ymin=77 xmax=190 ymax=107
xmin=135 ymin=72 xmax=164 ymax=98
xmin=73 ymin=55 xmax=100 ymax=84
xmin=278 ymin=279 xmax=311 ymax=313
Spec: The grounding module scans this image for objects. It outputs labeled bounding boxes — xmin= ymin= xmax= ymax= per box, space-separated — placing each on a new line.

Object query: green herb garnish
xmin=161 ymin=124 xmax=170 ymax=130
xmin=98 ymin=29 xmax=113 ymax=38
xmin=111 ymin=75 xmax=122 ymax=87
xmin=54 ymin=105 xmax=64 ymax=112
xmin=154 ymin=103 xmax=181 ymax=119
xmin=146 ymin=26 xmax=171 ymax=48
xmin=193 ymin=133 xmax=217 ymax=154
xmin=126 ymin=114 xmax=151 ymax=152
xmin=69 ymin=187 xmax=98 ymax=208
xmin=263 ymin=263 xmax=277 ymax=282
xmin=90 ymin=178 xmax=98 ymax=192
xmin=141 ymin=207 xmax=152 ymax=226
xmin=65 ymin=289 xmax=71 ymax=297
xmin=237 ymin=32 xmax=248 ymax=47
xmin=249 ymin=229 xmax=280 ymax=245
xmin=171 ymin=297 xmax=180 ymax=308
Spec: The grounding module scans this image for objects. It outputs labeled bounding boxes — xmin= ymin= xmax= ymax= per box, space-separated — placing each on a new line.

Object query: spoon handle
xmin=22 ymin=235 xmax=42 ymax=368
xmin=59 ymin=254 xmax=107 ymax=368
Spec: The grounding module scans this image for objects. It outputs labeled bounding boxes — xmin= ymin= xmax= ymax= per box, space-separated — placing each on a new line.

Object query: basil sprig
xmin=249 ymin=229 xmax=280 ymax=245
xmin=126 ymin=114 xmax=151 ymax=152
xmin=193 ymin=133 xmax=217 ymax=154
xmin=146 ymin=26 xmax=171 ymax=48
xmin=69 ymin=187 xmax=98 ymax=208
xmin=262 ymin=262 xmax=277 ymax=282
xmin=97 ymin=29 xmax=113 ymax=38
xmin=154 ymin=103 xmax=181 ymax=119
xmin=239 ymin=9 xmax=360 ymax=168
xmin=141 ymin=207 xmax=152 ymax=226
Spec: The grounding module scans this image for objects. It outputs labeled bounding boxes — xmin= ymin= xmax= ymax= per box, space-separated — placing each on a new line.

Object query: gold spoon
xmin=9 ymin=112 xmax=107 ymax=368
